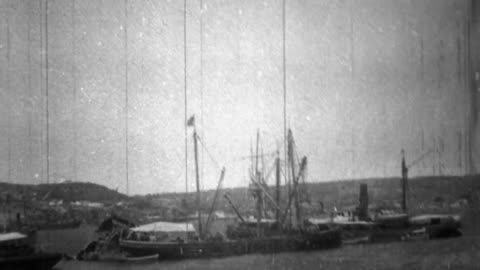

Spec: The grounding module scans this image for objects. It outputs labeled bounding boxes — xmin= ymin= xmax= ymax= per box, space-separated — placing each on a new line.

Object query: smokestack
xmin=358 ymin=183 xmax=368 ymax=221
xmin=401 ymin=149 xmax=408 ymax=213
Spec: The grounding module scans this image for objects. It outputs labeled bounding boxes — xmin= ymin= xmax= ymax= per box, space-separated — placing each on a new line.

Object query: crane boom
xmin=224 ymin=193 xmax=245 ymax=224
xmin=205 ymin=167 xmax=226 ymax=233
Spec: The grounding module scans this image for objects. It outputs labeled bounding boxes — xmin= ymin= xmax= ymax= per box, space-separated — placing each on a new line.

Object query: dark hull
xmin=120 ymin=229 xmax=341 ymax=260
xmin=340 ymin=223 xmax=461 ymax=244
xmin=0 ymin=253 xmax=62 ymax=270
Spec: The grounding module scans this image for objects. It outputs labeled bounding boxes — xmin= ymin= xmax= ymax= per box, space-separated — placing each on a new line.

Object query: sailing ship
xmin=311 ymin=151 xmax=462 ymax=244
xmin=118 ymin=121 xmax=341 ymax=260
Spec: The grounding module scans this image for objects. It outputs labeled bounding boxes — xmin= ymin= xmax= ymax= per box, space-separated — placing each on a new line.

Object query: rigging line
xmin=6 ymin=0 xmax=11 ymax=183
xmin=72 ymin=0 xmax=77 ymax=182
xmin=282 ymin=1 xmax=290 ymax=223
xmin=26 ymin=0 xmax=32 ymax=181
xmin=195 ymin=135 xmax=221 ymax=170
xmin=200 ymin=0 xmax=205 ymax=192
xmin=45 ymin=0 xmax=50 ymax=184
xmin=184 ymin=0 xmax=188 ymax=194
xmin=263 ymin=160 xmax=278 ymax=184
xmin=124 ymin=0 xmax=129 ymax=195
xmin=282 ymin=0 xmax=287 ymax=184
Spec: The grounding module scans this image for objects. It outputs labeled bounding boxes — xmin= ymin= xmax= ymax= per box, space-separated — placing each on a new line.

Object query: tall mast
xmin=193 ymin=127 xmax=202 ymax=237
xmin=255 ymin=129 xmax=260 ymax=174
xmin=288 ymin=130 xmax=301 ymax=228
xmin=255 ymin=130 xmax=261 ymax=237
xmin=275 ymin=151 xmax=281 ymax=222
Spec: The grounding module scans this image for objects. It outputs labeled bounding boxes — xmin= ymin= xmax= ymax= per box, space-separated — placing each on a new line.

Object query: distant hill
xmin=0 ymin=181 xmax=128 ymax=203
xmin=2 ymin=174 xmax=479 ymax=216
xmin=154 ymin=175 xmax=480 ymax=216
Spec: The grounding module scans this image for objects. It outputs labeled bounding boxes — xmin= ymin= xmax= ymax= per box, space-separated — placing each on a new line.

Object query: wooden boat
xmin=94 ymin=253 xmax=160 ymax=263
xmin=408 ymin=214 xmax=462 ymax=238
xmin=123 ymin=254 xmax=159 ymax=262
xmin=0 ymin=253 xmax=63 ymax=270
xmin=119 ymin=227 xmax=341 ymax=259
xmin=0 ymin=232 xmax=62 ymax=270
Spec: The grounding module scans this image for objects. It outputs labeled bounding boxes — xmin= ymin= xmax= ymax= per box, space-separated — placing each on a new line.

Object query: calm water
xmin=55 ymin=251 xmax=326 ymax=270
xmin=52 ymin=236 xmax=480 ymax=270
xmin=41 ymin=225 xmax=480 ymax=270
xmin=36 ymin=224 xmax=97 ymax=255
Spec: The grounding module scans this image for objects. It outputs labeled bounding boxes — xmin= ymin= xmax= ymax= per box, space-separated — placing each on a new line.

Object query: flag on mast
xmin=187 ymin=115 xmax=195 ymax=127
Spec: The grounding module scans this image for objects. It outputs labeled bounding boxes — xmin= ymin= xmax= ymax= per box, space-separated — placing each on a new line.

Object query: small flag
xmin=187 ymin=115 xmax=195 ymax=127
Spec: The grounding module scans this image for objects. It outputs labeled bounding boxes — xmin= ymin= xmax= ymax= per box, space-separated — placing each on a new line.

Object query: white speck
xmin=142 ymin=17 xmax=147 ymax=25
xmin=162 ymin=81 xmax=167 ymax=86
xmin=97 ymin=41 xmax=102 ymax=46
xmin=120 ymin=25 xmax=124 ymax=30
xmin=139 ymin=32 xmax=144 ymax=38
xmin=256 ymin=70 xmax=263 ymax=78
xmin=83 ymin=31 xmax=87 ymax=35
xmin=34 ymin=174 xmax=39 ymax=178
xmin=238 ymin=9 xmax=242 ymax=15
xmin=306 ymin=116 xmax=311 ymax=121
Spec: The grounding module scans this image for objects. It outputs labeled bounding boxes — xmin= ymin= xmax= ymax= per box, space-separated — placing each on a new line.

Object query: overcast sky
xmin=0 ymin=0 xmax=471 ymax=194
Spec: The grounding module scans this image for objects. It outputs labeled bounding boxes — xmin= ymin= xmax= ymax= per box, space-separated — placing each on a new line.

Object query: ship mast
xmin=192 ymin=123 xmax=202 ymax=238
xmin=275 ymin=151 xmax=281 ymax=222
xmin=255 ymin=130 xmax=262 ymax=237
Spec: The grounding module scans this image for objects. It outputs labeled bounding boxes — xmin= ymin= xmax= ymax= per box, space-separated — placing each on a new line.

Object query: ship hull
xmin=0 ymin=253 xmax=62 ymax=270
xmin=119 ymin=229 xmax=341 ymax=260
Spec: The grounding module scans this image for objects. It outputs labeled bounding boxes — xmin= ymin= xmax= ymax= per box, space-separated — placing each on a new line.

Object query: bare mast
xmin=193 ymin=124 xmax=202 ymax=238
xmin=275 ymin=151 xmax=281 ymax=222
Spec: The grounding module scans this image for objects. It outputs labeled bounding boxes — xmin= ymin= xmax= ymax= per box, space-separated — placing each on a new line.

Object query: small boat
xmin=408 ymin=214 xmax=462 ymax=238
xmin=0 ymin=232 xmax=62 ymax=270
xmin=123 ymin=254 xmax=159 ymax=262
xmin=94 ymin=253 xmax=159 ymax=263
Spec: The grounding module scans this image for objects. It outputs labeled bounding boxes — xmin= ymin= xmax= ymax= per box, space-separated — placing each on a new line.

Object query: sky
xmin=0 ymin=0 xmax=473 ymax=195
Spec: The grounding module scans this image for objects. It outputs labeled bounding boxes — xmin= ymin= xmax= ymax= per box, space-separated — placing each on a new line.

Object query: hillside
xmin=162 ymin=175 xmax=480 ymax=217
xmin=0 ymin=181 xmax=128 ymax=203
